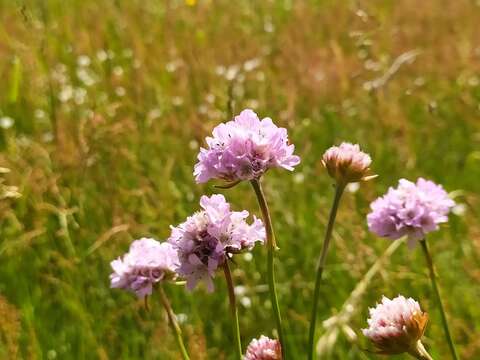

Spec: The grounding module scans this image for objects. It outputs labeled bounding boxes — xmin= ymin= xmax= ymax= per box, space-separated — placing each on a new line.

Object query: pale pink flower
xmin=194 ymin=109 xmax=300 ymax=183
xmin=363 ymin=295 xmax=428 ymax=355
xmin=110 ymin=238 xmax=178 ymax=298
xmin=244 ymin=335 xmax=282 ymax=360
xmin=169 ymin=194 xmax=265 ymax=292
xmin=367 ymin=178 xmax=455 ymax=247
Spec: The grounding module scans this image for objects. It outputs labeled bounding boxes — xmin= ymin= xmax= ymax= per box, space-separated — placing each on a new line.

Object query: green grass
xmin=0 ymin=1 xmax=479 ymax=359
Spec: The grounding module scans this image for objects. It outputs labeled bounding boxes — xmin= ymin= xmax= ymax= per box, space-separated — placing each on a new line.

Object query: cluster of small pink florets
xmin=110 ymin=194 xmax=265 ymax=296
xmin=168 ymin=194 xmax=265 ymax=292
xmin=367 ymin=178 xmax=455 ymax=247
xmin=194 ymin=109 xmax=300 ymax=183
xmin=110 ymin=238 xmax=178 ymax=298
xmin=363 ymin=295 xmax=428 ymax=355
xmin=244 ymin=335 xmax=282 ymax=360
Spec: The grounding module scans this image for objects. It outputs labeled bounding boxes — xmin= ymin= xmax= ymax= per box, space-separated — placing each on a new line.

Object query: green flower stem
xmin=307 ymin=183 xmax=345 ymax=360
xmin=250 ymin=179 xmax=286 ymax=359
xmin=223 ymin=261 xmax=243 ymax=360
xmin=420 ymin=239 xmax=459 ymax=360
xmin=159 ymin=286 xmax=190 ymax=360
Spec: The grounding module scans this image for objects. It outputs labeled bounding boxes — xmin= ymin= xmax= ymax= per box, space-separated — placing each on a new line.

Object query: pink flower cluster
xmin=367 ymin=178 xmax=455 ymax=246
xmin=110 ymin=238 xmax=179 ymax=298
xmin=244 ymin=336 xmax=282 ymax=360
xmin=363 ymin=295 xmax=428 ymax=355
xmin=110 ymin=195 xmax=265 ymax=296
xmin=194 ymin=109 xmax=300 ymax=183
xmin=107 ymin=107 xmax=457 ymax=359
xmin=168 ymin=194 xmax=265 ymax=291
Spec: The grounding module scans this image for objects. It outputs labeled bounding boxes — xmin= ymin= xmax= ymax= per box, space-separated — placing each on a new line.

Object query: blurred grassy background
xmin=1 ymin=0 xmax=479 ymax=359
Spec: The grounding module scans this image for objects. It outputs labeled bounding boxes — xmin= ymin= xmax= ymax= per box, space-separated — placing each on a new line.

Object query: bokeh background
xmin=1 ymin=0 xmax=479 ymax=359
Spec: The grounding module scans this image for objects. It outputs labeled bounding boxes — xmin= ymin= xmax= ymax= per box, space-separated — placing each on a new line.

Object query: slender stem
xmin=307 ymin=184 xmax=345 ymax=360
xmin=223 ymin=261 xmax=243 ymax=360
xmin=408 ymin=340 xmax=434 ymax=360
xmin=420 ymin=239 xmax=458 ymax=360
xmin=250 ymin=179 xmax=286 ymax=358
xmin=159 ymin=286 xmax=190 ymax=360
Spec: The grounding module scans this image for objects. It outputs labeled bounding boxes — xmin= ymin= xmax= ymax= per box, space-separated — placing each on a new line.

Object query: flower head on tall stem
xmin=363 ymin=295 xmax=429 ymax=357
xmin=322 ymin=142 xmax=375 ymax=186
xmin=367 ymin=178 xmax=455 ymax=248
xmin=110 ymin=238 xmax=179 ymax=298
xmin=194 ymin=109 xmax=300 ymax=184
xmin=308 ymin=142 xmax=375 ymax=360
xmin=168 ymin=194 xmax=265 ymax=291
xmin=244 ymin=335 xmax=282 ymax=360
xmin=110 ymin=239 xmax=190 ymax=359
xmin=194 ymin=110 xmax=297 ymax=356
xmin=367 ymin=178 xmax=458 ymax=358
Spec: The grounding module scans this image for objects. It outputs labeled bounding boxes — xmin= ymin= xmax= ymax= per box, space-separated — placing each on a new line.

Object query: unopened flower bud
xmin=322 ymin=142 xmax=375 ymax=185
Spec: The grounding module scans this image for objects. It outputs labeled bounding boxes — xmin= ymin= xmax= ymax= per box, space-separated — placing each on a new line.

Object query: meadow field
xmin=1 ymin=0 xmax=479 ymax=359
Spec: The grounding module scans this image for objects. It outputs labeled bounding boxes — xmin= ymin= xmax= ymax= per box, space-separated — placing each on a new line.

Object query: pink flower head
xmin=194 ymin=109 xmax=300 ymax=183
xmin=168 ymin=194 xmax=265 ymax=292
xmin=363 ymin=295 xmax=428 ymax=355
xmin=110 ymin=238 xmax=179 ymax=298
xmin=322 ymin=142 xmax=374 ymax=184
xmin=367 ymin=178 xmax=455 ymax=247
xmin=244 ymin=335 xmax=282 ymax=360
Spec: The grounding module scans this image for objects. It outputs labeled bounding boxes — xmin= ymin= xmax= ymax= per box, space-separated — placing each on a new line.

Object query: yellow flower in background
xmin=185 ymin=0 xmax=196 ymax=6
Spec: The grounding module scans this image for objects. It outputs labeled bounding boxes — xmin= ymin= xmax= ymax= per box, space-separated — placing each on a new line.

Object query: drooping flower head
xmin=363 ymin=295 xmax=428 ymax=355
xmin=110 ymin=238 xmax=179 ymax=298
xmin=367 ymin=178 xmax=455 ymax=247
xmin=322 ymin=142 xmax=375 ymax=185
xmin=194 ymin=109 xmax=300 ymax=184
xmin=169 ymin=194 xmax=265 ymax=291
xmin=244 ymin=335 xmax=282 ymax=360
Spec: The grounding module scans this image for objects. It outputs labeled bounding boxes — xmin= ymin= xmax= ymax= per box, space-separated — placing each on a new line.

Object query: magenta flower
xmin=322 ymin=142 xmax=375 ymax=185
xmin=168 ymin=194 xmax=265 ymax=291
xmin=110 ymin=238 xmax=179 ymax=298
xmin=244 ymin=335 xmax=282 ymax=360
xmin=194 ymin=109 xmax=300 ymax=183
xmin=363 ymin=295 xmax=428 ymax=355
xmin=367 ymin=178 xmax=455 ymax=247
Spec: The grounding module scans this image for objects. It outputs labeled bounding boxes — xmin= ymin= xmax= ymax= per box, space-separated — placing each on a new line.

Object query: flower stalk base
xmin=251 ymin=179 xmax=286 ymax=359
xmin=420 ymin=239 xmax=458 ymax=360
xmin=159 ymin=286 xmax=190 ymax=360
xmin=307 ymin=184 xmax=345 ymax=360
xmin=223 ymin=262 xmax=243 ymax=360
xmin=408 ymin=341 xmax=434 ymax=360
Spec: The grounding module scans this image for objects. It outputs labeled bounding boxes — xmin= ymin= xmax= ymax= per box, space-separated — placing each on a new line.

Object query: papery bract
xmin=194 ymin=109 xmax=300 ymax=183
xmin=169 ymin=194 xmax=265 ymax=291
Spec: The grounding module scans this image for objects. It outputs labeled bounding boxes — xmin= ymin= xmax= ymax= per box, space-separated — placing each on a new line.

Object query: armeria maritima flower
xmin=194 ymin=109 xmax=300 ymax=184
xmin=168 ymin=194 xmax=265 ymax=291
xmin=367 ymin=178 xmax=455 ymax=247
xmin=110 ymin=238 xmax=178 ymax=298
xmin=363 ymin=295 xmax=429 ymax=357
xmin=321 ymin=142 xmax=375 ymax=185
xmin=244 ymin=335 xmax=282 ymax=360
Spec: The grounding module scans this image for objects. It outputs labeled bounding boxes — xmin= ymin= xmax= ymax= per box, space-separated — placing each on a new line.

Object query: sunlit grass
xmin=0 ymin=0 xmax=479 ymax=359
